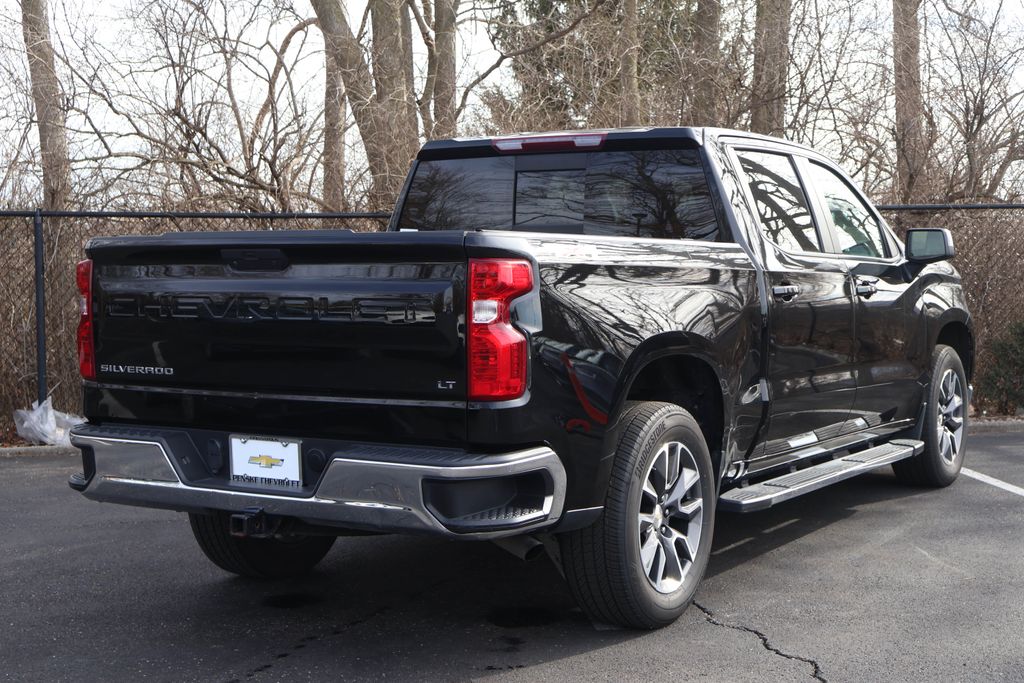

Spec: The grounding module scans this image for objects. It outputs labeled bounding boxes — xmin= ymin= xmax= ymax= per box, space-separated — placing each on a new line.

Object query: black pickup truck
xmin=69 ymin=128 xmax=972 ymax=629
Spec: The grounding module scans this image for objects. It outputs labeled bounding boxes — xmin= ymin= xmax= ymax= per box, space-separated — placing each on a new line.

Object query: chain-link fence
xmin=0 ymin=206 xmax=1021 ymax=433
xmin=1 ymin=215 xmax=38 ymax=434
xmin=879 ymin=206 xmax=1024 ymax=412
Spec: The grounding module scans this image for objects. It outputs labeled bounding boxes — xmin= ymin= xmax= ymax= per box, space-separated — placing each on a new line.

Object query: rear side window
xmin=735 ymin=150 xmax=821 ymax=253
xmin=397 ymin=149 xmax=720 ymax=241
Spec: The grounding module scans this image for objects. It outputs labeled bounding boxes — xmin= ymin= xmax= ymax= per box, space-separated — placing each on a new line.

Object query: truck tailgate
xmin=87 ymin=230 xmax=467 ymax=402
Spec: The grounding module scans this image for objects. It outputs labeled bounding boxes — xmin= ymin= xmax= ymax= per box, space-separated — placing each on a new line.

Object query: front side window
xmin=804 ymin=162 xmax=888 ymax=258
xmin=735 ymin=150 xmax=821 ymax=253
xmin=397 ymin=149 xmax=720 ymax=241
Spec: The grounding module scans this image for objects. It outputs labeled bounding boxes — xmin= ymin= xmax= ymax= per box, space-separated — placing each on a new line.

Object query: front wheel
xmin=893 ymin=344 xmax=968 ymax=487
xmin=188 ymin=511 xmax=336 ymax=579
xmin=559 ymin=401 xmax=716 ymax=629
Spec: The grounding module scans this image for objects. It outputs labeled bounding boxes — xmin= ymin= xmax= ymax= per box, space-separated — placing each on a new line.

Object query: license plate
xmin=229 ymin=436 xmax=302 ymax=490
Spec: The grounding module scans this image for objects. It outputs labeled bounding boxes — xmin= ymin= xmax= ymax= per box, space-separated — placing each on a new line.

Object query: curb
xmin=0 ymin=445 xmax=78 ymax=458
xmin=970 ymin=419 xmax=1024 ymax=434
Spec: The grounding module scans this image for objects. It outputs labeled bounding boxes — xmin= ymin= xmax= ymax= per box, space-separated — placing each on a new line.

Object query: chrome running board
xmin=719 ymin=439 xmax=924 ymax=513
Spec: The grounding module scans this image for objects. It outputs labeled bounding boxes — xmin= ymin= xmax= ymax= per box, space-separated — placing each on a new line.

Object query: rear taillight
xmin=76 ymin=259 xmax=95 ymax=380
xmin=467 ymin=258 xmax=533 ymax=401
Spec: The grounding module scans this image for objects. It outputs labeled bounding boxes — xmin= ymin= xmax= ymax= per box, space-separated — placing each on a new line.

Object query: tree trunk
xmin=432 ymin=0 xmax=459 ymax=139
xmin=369 ymin=0 xmax=418 ymax=198
xmin=893 ymin=0 xmax=926 ymax=202
xmin=21 ymin=0 xmax=69 ymax=210
xmin=370 ymin=0 xmax=418 ymax=143
xmin=400 ymin=2 xmax=420 ymax=139
xmin=750 ymin=0 xmax=791 ymax=136
xmin=312 ymin=0 xmax=419 ymax=208
xmin=690 ymin=0 xmax=721 ymax=126
xmin=619 ymin=0 xmax=640 ymax=126
xmin=323 ymin=51 xmax=346 ymax=211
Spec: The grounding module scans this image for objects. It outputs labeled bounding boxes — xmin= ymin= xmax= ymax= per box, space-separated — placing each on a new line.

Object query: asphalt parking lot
xmin=2 ymin=428 xmax=1022 ymax=682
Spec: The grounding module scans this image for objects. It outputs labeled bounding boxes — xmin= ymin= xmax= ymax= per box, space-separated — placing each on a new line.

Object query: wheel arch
xmin=607 ymin=334 xmax=729 ymax=484
xmin=934 ymin=314 xmax=974 ymax=381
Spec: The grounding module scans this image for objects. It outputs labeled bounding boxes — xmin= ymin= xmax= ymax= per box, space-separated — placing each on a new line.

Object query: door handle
xmin=772 ymin=284 xmax=801 ymax=300
xmin=855 ymin=277 xmax=878 ymax=298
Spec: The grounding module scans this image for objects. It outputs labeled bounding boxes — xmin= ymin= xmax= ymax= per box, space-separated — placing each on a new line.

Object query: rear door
xmin=800 ymin=160 xmax=923 ymax=432
xmin=731 ymin=147 xmax=857 ymax=464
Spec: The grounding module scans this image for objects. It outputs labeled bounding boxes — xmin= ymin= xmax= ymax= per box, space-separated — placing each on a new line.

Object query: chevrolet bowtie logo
xmin=248 ymin=454 xmax=284 ymax=469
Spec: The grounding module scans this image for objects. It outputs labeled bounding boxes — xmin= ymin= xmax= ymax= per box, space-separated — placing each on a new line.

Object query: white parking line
xmin=962 ymin=468 xmax=1024 ymax=498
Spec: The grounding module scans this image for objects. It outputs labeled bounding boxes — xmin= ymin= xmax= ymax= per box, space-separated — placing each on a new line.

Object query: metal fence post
xmin=33 ymin=208 xmax=46 ymax=405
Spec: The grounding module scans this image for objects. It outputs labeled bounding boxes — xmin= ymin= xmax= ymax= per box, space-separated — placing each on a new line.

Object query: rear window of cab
xmin=397 ymin=149 xmax=721 ymax=241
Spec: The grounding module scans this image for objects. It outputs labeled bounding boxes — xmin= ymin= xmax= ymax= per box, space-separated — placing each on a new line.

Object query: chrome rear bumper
xmin=69 ymin=425 xmax=566 ymax=539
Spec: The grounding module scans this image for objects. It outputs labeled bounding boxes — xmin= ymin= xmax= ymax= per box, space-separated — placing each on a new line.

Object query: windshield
xmin=397 ymin=149 xmax=721 ymax=241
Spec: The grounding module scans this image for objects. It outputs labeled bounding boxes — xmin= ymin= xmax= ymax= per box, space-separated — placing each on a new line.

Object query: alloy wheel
xmin=637 ymin=441 xmax=704 ymax=594
xmin=937 ymin=368 xmax=965 ymax=465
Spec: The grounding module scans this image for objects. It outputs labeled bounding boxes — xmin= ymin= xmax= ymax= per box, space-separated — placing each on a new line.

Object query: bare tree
xmin=405 ymin=0 xmax=461 ymax=139
xmin=400 ymin=2 xmax=418 ymax=138
xmin=4 ymin=0 xmax=1022 ymax=214
xmin=619 ymin=0 xmax=640 ymax=126
xmin=484 ymin=0 xmax=746 ymax=132
xmin=53 ymin=1 xmax=332 ymax=211
xmin=323 ymin=51 xmax=346 ymax=211
xmin=312 ymin=0 xmax=419 ymax=208
xmin=7 ymin=0 xmax=621 ymax=213
xmin=690 ymin=0 xmax=722 ymax=126
xmin=371 ymin=0 xmax=417 ymax=141
xmin=750 ymin=0 xmax=792 ymax=136
xmin=930 ymin=0 xmax=1024 ymax=201
xmin=783 ymin=0 xmax=895 ymax=196
xmin=20 ymin=0 xmax=68 ymax=210
xmin=432 ymin=0 xmax=460 ymax=139
xmin=893 ymin=0 xmax=928 ymax=201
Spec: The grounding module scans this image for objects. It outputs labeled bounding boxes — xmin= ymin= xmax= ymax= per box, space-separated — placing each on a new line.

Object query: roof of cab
xmin=416 ymin=126 xmax=816 ymax=160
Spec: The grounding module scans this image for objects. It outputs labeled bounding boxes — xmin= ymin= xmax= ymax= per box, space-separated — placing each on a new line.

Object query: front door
xmin=732 ymin=148 xmax=858 ymax=466
xmin=800 ymin=159 xmax=923 ymax=432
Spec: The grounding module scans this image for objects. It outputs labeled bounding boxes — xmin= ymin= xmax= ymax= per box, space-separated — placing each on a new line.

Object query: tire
xmin=893 ymin=344 xmax=968 ymax=487
xmin=188 ymin=511 xmax=336 ymax=579
xmin=559 ymin=401 xmax=716 ymax=629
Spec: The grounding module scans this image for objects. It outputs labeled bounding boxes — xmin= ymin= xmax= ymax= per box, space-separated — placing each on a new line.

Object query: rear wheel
xmin=188 ymin=512 xmax=336 ymax=579
xmin=559 ymin=401 xmax=716 ymax=629
xmin=893 ymin=344 xmax=968 ymax=487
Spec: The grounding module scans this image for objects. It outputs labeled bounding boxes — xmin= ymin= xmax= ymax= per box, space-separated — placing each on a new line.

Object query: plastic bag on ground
xmin=13 ymin=398 xmax=85 ymax=447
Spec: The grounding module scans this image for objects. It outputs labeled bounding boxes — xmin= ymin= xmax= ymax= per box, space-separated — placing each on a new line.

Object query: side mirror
xmin=905 ymin=228 xmax=955 ymax=263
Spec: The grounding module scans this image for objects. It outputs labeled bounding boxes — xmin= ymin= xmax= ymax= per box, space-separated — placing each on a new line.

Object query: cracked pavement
xmin=691 ymin=602 xmax=826 ymax=682
xmin=2 ymin=429 xmax=1023 ymax=681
